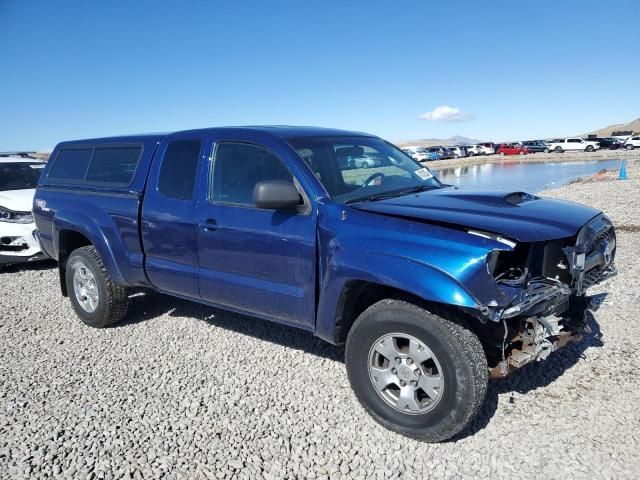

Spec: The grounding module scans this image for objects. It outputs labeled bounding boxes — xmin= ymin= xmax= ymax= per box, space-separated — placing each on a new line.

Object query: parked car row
xmin=402 ymin=134 xmax=639 ymax=162
xmin=401 ymin=145 xmax=469 ymax=161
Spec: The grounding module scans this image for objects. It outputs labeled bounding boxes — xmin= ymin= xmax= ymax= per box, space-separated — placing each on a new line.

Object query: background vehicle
xmin=547 ymin=138 xmax=600 ymax=153
xmin=402 ymin=146 xmax=432 ymax=162
xmin=478 ymin=143 xmax=495 ymax=155
xmin=0 ymin=157 xmax=45 ymax=266
xmin=465 ymin=144 xmax=482 ymax=156
xmin=351 ymin=155 xmax=377 ymax=168
xmin=497 ymin=143 xmax=529 ymax=155
xmin=447 ymin=146 xmax=468 ymax=158
xmin=33 ymin=126 xmax=616 ymax=442
xmin=600 ymin=137 xmax=622 ymax=150
xmin=427 ymin=146 xmax=454 ymax=159
xmin=624 ymin=135 xmax=640 ymax=150
xmin=423 ymin=151 xmax=442 ymax=161
xmin=522 ymin=140 xmax=549 ymax=153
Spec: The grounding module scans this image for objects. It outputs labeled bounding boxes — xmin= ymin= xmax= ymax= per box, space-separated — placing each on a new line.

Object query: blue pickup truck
xmin=33 ymin=126 xmax=616 ymax=441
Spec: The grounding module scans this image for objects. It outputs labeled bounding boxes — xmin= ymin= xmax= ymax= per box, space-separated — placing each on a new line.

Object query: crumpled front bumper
xmin=488 ymin=288 xmax=612 ymax=379
xmin=0 ymin=221 xmax=44 ymax=265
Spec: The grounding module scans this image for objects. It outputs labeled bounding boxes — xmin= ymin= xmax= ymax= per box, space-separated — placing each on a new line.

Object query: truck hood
xmin=0 ymin=189 xmax=36 ymax=212
xmin=351 ymin=188 xmax=601 ymax=242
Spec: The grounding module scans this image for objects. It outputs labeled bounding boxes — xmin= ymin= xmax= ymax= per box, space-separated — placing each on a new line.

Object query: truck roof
xmin=57 ymin=126 xmax=373 ymax=147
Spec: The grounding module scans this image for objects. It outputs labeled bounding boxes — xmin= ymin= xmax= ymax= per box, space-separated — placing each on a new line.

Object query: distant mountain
xmin=581 ymin=118 xmax=640 ymax=137
xmin=395 ymin=135 xmax=481 ymax=147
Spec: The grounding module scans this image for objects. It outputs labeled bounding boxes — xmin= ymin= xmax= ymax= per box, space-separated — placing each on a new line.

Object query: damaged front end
xmin=473 ymin=214 xmax=617 ymax=379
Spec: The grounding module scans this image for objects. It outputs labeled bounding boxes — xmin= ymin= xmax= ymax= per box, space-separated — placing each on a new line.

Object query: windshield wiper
xmin=346 ymin=184 xmax=437 ymax=204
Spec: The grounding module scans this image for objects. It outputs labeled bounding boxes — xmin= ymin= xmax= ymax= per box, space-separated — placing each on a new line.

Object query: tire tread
xmin=346 ymin=299 xmax=488 ymax=442
xmin=68 ymin=246 xmax=129 ymax=327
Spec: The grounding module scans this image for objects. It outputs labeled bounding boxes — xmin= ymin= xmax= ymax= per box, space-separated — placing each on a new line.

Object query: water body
xmin=432 ymin=159 xmax=623 ymax=193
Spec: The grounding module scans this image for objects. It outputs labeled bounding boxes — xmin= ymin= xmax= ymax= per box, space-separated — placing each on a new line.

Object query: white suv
xmin=624 ymin=135 xmax=640 ymax=150
xmin=547 ymin=138 xmax=600 ymax=153
xmin=0 ymin=157 xmax=45 ymax=267
xmin=466 ymin=145 xmax=482 ymax=156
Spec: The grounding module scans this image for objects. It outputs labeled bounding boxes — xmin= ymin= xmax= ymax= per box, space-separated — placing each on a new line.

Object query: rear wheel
xmin=544 ymin=148 xmax=550 ymax=153
xmin=499 ymin=152 xmax=505 ymax=156
xmin=555 ymin=146 xmax=563 ymax=153
xmin=519 ymin=150 xmax=525 ymax=155
xmin=627 ymin=144 xmax=634 ymax=150
xmin=66 ymin=246 xmax=129 ymax=327
xmin=345 ymin=300 xmax=488 ymax=442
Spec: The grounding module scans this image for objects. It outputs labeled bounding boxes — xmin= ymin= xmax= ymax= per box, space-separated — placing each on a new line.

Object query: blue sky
xmin=1 ymin=0 xmax=639 ymax=150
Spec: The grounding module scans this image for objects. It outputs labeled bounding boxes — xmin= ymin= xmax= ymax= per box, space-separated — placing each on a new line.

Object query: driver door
xmin=196 ymin=138 xmax=317 ymax=328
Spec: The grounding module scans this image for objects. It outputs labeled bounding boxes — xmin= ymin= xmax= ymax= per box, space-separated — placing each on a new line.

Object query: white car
xmin=478 ymin=143 xmax=496 ymax=155
xmin=447 ymin=146 xmax=468 ymax=158
xmin=0 ymin=157 xmax=46 ymax=266
xmin=547 ymin=138 xmax=600 ymax=153
xmin=623 ymin=135 xmax=640 ymax=150
xmin=350 ymin=155 xmax=377 ymax=168
xmin=466 ymin=144 xmax=482 ymax=156
xmin=401 ymin=146 xmax=431 ymax=162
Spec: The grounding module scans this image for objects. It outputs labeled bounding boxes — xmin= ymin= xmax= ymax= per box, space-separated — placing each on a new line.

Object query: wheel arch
xmin=53 ymin=212 xmax=129 ymax=295
xmin=315 ymin=252 xmax=484 ymax=345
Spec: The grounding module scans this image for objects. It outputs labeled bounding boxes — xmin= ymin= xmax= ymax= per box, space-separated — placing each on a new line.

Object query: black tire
xmin=627 ymin=144 xmax=634 ymax=150
xmin=586 ymin=145 xmax=594 ymax=152
xmin=65 ymin=245 xmax=129 ymax=327
xmin=555 ymin=146 xmax=563 ymax=153
xmin=345 ymin=300 xmax=488 ymax=442
xmin=468 ymin=151 xmax=474 ymax=157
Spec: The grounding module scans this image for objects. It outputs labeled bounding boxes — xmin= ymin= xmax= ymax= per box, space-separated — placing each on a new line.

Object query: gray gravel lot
xmin=1 ymin=163 xmax=640 ymax=479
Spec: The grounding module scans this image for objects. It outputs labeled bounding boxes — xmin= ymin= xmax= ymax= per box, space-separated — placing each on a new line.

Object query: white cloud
xmin=419 ymin=105 xmax=473 ymax=122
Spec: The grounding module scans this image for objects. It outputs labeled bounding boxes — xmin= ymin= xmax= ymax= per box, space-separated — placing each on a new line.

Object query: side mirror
xmin=253 ymin=180 xmax=302 ymax=210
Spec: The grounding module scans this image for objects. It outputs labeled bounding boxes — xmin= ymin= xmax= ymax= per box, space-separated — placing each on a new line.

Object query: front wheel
xmin=555 ymin=146 xmax=563 ymax=153
xmin=627 ymin=144 xmax=634 ymax=150
xmin=346 ymin=300 xmax=488 ymax=442
xmin=66 ymin=245 xmax=129 ymax=327
xmin=586 ymin=145 xmax=594 ymax=152
xmin=499 ymin=152 xmax=505 ymax=156
xmin=544 ymin=148 xmax=550 ymax=153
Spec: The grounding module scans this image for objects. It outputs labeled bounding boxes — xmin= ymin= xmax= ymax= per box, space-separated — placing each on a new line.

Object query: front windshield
xmin=288 ymin=136 xmax=442 ymax=204
xmin=0 ymin=162 xmax=44 ymax=191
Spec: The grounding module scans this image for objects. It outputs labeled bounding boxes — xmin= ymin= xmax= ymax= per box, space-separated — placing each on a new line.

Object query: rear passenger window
xmin=211 ymin=143 xmax=293 ymax=206
xmin=158 ymin=140 xmax=201 ymax=200
xmin=85 ymin=146 xmax=142 ymax=184
xmin=48 ymin=148 xmax=93 ymax=180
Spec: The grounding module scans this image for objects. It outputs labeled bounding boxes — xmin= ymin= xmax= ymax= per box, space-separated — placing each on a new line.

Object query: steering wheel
xmin=363 ymin=172 xmax=385 ymax=187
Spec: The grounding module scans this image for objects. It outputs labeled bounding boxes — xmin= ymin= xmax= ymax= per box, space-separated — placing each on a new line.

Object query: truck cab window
xmin=158 ymin=140 xmax=201 ymax=200
xmin=211 ymin=142 xmax=293 ymax=206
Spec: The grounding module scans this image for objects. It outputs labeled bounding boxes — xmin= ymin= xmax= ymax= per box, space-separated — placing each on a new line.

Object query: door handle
xmin=198 ymin=219 xmax=218 ymax=232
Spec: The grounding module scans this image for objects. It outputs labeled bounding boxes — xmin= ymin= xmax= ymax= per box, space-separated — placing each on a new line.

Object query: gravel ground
xmin=1 ymin=162 xmax=639 ymax=479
